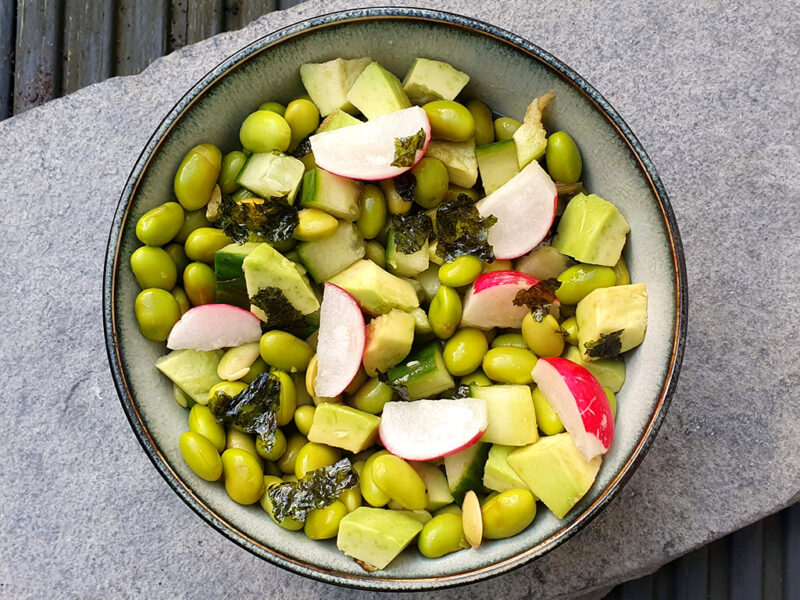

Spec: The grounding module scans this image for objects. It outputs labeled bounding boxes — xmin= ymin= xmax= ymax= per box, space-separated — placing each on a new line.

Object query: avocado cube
xmin=328 ymin=259 xmax=420 ymax=316
xmin=362 ymin=309 xmax=415 ymax=376
xmin=307 ymin=404 xmax=380 ymax=453
xmin=402 ymin=58 xmax=470 ymax=105
xmin=483 ymin=444 xmax=533 ymax=494
xmin=337 ymin=507 xmax=423 ymax=570
xmin=425 ymin=139 xmax=478 ymax=187
xmin=471 ymin=384 xmax=538 ymax=446
xmin=476 ymin=139 xmax=520 ymax=194
xmin=296 ymin=223 xmax=366 ymax=284
xmin=345 ymin=62 xmax=411 ymax=120
xmin=507 ymin=433 xmax=601 ymax=519
xmin=512 ymin=91 xmax=554 ymax=168
xmin=300 ymin=57 xmax=372 ymax=116
xmin=156 ymin=349 xmax=223 ymax=405
xmin=576 ymin=283 xmax=648 ymax=360
xmin=316 ymin=109 xmax=363 ymax=133
xmin=553 ymin=193 xmax=631 ymax=267
xmin=563 ymin=345 xmax=626 ymax=393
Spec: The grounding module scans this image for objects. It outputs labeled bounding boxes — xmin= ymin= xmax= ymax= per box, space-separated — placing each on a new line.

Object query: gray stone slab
xmin=0 ymin=1 xmax=798 ymax=598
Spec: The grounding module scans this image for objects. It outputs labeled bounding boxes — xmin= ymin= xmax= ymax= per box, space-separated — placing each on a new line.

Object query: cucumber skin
xmin=387 ymin=343 xmax=454 ymax=400
xmin=449 ymin=443 xmax=490 ymax=503
xmin=214 ymin=251 xmax=249 ymax=309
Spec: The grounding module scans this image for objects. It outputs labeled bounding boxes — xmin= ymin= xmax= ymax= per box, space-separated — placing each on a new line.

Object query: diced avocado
xmin=408 ymin=307 xmax=434 ymax=338
xmin=307 ymin=403 xmax=381 ymax=453
xmin=394 ymin=509 xmax=433 ymax=524
xmin=296 ymin=222 xmax=365 ymax=283
xmin=316 ymin=109 xmax=363 ymax=133
xmin=362 ymin=309 xmax=415 ymax=376
xmin=563 ymin=345 xmax=626 ymax=392
xmin=514 ymin=245 xmax=571 ymax=280
xmin=443 ymin=442 xmax=490 ymax=503
xmin=483 ymin=444 xmax=533 ymax=494
xmin=385 ymin=229 xmax=429 ymax=277
xmin=476 ymin=140 xmax=520 ymax=195
xmin=553 ymin=193 xmax=631 ymax=267
xmin=242 ymin=242 xmax=320 ymax=326
xmin=156 ymin=349 xmax=223 ymax=405
xmin=507 ymin=433 xmax=601 ymax=519
xmin=411 ymin=462 xmax=454 ymax=511
xmin=471 ymin=384 xmax=538 ymax=446
xmin=299 ymin=168 xmax=361 ymax=220
xmin=337 ymin=506 xmax=423 ymax=570
xmin=345 ymin=62 xmax=411 ymax=120
xmin=425 ymin=139 xmax=478 ymax=187
xmin=214 ymin=242 xmax=262 ymax=309
xmin=328 ymin=259 xmax=419 ymax=315
xmin=576 ymin=283 xmax=648 ymax=360
xmin=415 ymin=264 xmax=441 ymax=303
xmin=401 ymin=58 xmax=470 ymax=105
xmin=235 ymin=152 xmax=305 ymax=203
xmin=300 ymin=56 xmax=372 ymax=116
xmin=387 ymin=343 xmax=455 ymax=400
xmin=512 ymin=91 xmax=554 ymax=168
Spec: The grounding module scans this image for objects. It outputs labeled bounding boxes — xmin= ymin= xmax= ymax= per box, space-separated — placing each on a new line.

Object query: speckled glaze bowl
xmin=104 ymin=7 xmax=686 ymax=591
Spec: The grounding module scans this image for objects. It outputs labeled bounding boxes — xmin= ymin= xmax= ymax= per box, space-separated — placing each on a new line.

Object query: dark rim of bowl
xmin=103 ymin=6 xmax=688 ymax=592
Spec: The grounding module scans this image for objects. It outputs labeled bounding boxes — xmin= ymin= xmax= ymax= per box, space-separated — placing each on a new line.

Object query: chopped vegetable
xmin=208 ymin=372 xmax=280 ymax=451
xmin=215 ymin=194 xmax=298 ymax=244
xmin=390 ymin=212 xmax=433 ymax=254
xmin=268 ymin=458 xmax=359 ymax=522
xmin=392 ymin=128 xmax=426 ymax=167
xmin=291 ymin=137 xmax=312 ymax=158
xmin=583 ymin=329 xmax=624 ymax=359
xmin=393 ymin=171 xmax=416 ymax=203
xmin=513 ymin=278 xmax=560 ymax=322
xmin=434 ymin=195 xmax=497 ymax=262
xmin=249 ymin=286 xmax=317 ymax=337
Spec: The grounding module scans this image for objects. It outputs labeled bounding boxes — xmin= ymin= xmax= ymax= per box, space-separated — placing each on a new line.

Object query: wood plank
xmin=14 ymin=0 xmax=64 ymax=114
xmin=171 ymin=0 xmax=224 ymax=50
xmin=708 ymin=538 xmax=729 ymax=600
xmin=224 ymin=0 xmax=276 ymax=31
xmin=62 ymin=0 xmax=113 ymax=94
xmin=762 ymin=511 xmax=783 ymax=599
xmin=0 ymin=1 xmax=14 ymax=119
xmin=114 ymin=0 xmax=169 ymax=76
xmin=729 ymin=520 xmax=764 ymax=600
xmin=673 ymin=546 xmax=709 ymax=599
xmin=784 ymin=503 xmax=800 ymax=600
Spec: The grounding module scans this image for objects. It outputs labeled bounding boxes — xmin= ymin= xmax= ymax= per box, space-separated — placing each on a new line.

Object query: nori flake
xmin=268 ymin=458 xmax=359 ymax=522
xmin=434 ymin=194 xmax=497 ymax=262
xmin=391 ymin=128 xmax=426 ymax=168
xmin=584 ymin=330 xmax=624 ymax=359
xmin=208 ymin=373 xmax=281 ymax=451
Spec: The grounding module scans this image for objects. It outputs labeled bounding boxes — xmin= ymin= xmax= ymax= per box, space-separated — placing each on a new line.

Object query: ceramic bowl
xmin=104 ymin=7 xmax=687 ymax=591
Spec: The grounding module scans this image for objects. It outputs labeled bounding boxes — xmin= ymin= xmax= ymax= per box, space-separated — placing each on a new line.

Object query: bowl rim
xmin=103 ymin=6 xmax=687 ymax=591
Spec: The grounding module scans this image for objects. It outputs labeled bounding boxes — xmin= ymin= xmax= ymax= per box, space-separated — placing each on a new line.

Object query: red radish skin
xmin=314 ymin=283 xmax=366 ymax=398
xmin=532 ymin=357 xmax=614 ymax=460
xmin=309 ymin=106 xmax=431 ymax=180
xmin=476 ymin=160 xmax=558 ymax=259
xmin=166 ymin=304 xmax=262 ymax=351
xmin=461 ymin=270 xmax=542 ymax=329
xmin=379 ymin=398 xmax=488 ymax=462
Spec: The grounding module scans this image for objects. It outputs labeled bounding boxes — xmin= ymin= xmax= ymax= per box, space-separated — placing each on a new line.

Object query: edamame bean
xmin=481 ymin=489 xmax=536 ymax=539
xmin=532 ymin=386 xmax=564 ymax=435
xmin=184 ymin=227 xmax=232 ymax=264
xmin=411 ymin=157 xmax=449 ymax=209
xmin=300 ymin=152 xmax=316 ymax=171
xmin=467 ymin=100 xmax=494 ymax=146
xmin=443 ymin=328 xmax=488 ymax=376
xmin=136 ymin=202 xmax=185 ymax=246
xmin=460 ymin=369 xmax=492 ymax=386
xmin=277 ymin=432 xmax=307 ymax=474
xmin=364 ymin=240 xmax=386 ymax=268
xmin=545 ymin=131 xmax=582 ymax=184
xmin=219 ymin=150 xmax=247 ymax=194
xmin=556 ymin=264 xmax=616 ymax=304
xmin=604 ymin=387 xmax=617 ymax=419
xmin=445 ymin=185 xmax=480 ymax=202
xmin=171 ymin=286 xmax=191 ymax=315
xmin=221 ymin=448 xmax=264 ymax=504
xmin=174 ymin=144 xmax=222 ymax=210
xmin=256 ymin=427 xmax=287 ymax=461
xmin=284 ymin=99 xmax=320 ymax=151
xmin=208 ymin=381 xmax=247 ymax=406
xmin=614 ymin=257 xmax=630 ymax=285
xmin=179 ymin=431 xmax=222 ymax=481
xmin=188 ymin=404 xmax=226 ymax=452
xmin=304 ymin=501 xmax=347 ymax=540
xmin=418 ymin=513 xmax=466 ymax=558
xmin=130 ymin=246 xmax=177 ymax=290
xmin=183 ymin=262 xmax=216 ymax=305
xmin=494 ymin=117 xmax=522 ymax=141
xmin=269 ymin=370 xmax=296 ymax=427
xmin=380 ymin=179 xmax=413 ymax=215
xmin=428 ymin=285 xmax=462 ymax=340
xmin=173 ymin=383 xmax=194 ymax=408
xmin=304 ymin=354 xmax=341 ymax=404
xmin=560 ymin=316 xmax=579 ymax=345
xmin=339 ymin=486 xmax=362 ymax=512
xmin=521 ymin=313 xmax=565 ymax=357
xmin=259 ymin=331 xmax=313 ymax=373
xmin=239 ymin=110 xmax=291 ymax=153
xmin=344 ymin=367 xmax=367 ymax=395
xmin=293 ymin=208 xmax=338 ymax=241
xmin=371 ymin=454 xmax=428 ymax=510
xmin=134 ymin=288 xmax=181 ymax=341
xmin=491 ymin=333 xmax=527 ymax=349
xmin=260 ymin=475 xmax=304 ymax=530
xmin=438 ymin=255 xmax=482 ymax=287
xmin=482 ymin=347 xmax=538 ymax=384
xmin=217 ymin=342 xmax=261 ymax=381
xmin=164 ymin=243 xmax=189 ymax=276
xmin=174 ymin=208 xmax=211 ymax=244
xmin=258 ymin=101 xmax=286 ymax=116
xmin=295 ymin=442 xmax=340 ymax=479
xmin=483 ymin=259 xmax=512 ymax=273
xmin=351 ymin=377 xmax=394 ymax=414
xmin=423 ymin=100 xmax=476 ymax=142
xmin=356 ymin=184 xmax=387 ymax=239
xmin=361 ymin=450 xmax=390 ymax=507
xmin=241 ymin=357 xmax=269 ymax=384
xmin=225 ymin=428 xmax=261 ymax=463
xmin=435 ymin=504 xmax=462 ymax=517
xmin=294 ymin=405 xmax=315 ymax=436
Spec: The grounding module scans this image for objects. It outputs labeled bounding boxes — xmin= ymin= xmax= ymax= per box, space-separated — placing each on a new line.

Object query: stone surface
xmin=0 ymin=1 xmax=798 ymax=598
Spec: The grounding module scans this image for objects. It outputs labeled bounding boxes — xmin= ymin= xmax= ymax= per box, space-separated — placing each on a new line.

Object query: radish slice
xmin=476 ymin=160 xmax=558 ymax=259
xmin=461 ymin=270 xmax=542 ymax=329
xmin=314 ymin=283 xmax=366 ymax=397
xmin=379 ymin=398 xmax=488 ymax=461
xmin=166 ymin=304 xmax=262 ymax=351
xmin=532 ymin=357 xmax=614 ymax=460
xmin=309 ymin=107 xmax=431 ymax=180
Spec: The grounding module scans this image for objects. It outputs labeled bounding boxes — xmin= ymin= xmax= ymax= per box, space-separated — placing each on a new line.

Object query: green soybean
xmin=173 ymin=383 xmax=194 ymax=408
xmin=208 ymin=381 xmax=248 ymax=407
xmin=188 ymin=404 xmax=226 ymax=452
xmin=521 ymin=313 xmax=565 ymax=358
xmin=364 ymin=240 xmax=386 ymax=268
xmin=241 ymin=357 xmax=269 ymax=384
xmin=304 ymin=501 xmax=347 ymax=540
xmin=361 ymin=450 xmax=391 ymax=507
xmin=460 ymin=369 xmax=492 ymax=386
xmin=259 ymin=331 xmax=313 ymax=373
xmin=239 ymin=110 xmax=291 ymax=153
xmin=351 ymin=377 xmax=394 ymax=414
xmin=434 ymin=504 xmax=462 ymax=517
xmin=277 ymin=432 xmax=307 ymax=475
xmin=136 ymin=202 xmax=185 ymax=246
xmin=179 ymin=431 xmax=223 ymax=481
xmin=481 ymin=489 xmax=536 ymax=539
xmin=443 ymin=328 xmax=488 ymax=376
xmin=219 ymin=150 xmax=247 ymax=194
xmin=445 ymin=185 xmax=480 ymax=202
xmin=494 ymin=117 xmax=522 ymax=141
xmin=411 ymin=157 xmax=449 ymax=209
xmin=293 ymin=405 xmax=316 ymax=436
xmin=184 ymin=227 xmax=232 ymax=264
xmin=174 ymin=208 xmax=211 ymax=244
xmin=225 ymin=428 xmax=261 ymax=462
xmin=423 ymin=100 xmax=476 ymax=142
xmin=532 ymin=386 xmax=564 ymax=435
xmin=130 ymin=246 xmax=177 ymax=290
xmin=258 ymin=101 xmax=286 ymax=116
xmin=467 ymin=100 xmax=495 ymax=146
xmin=261 ymin=475 xmax=304 ymax=530
xmin=222 ymin=448 xmax=264 ymax=505
xmin=183 ymin=262 xmax=216 ymax=305
xmin=545 ymin=131 xmax=582 ymax=184
xmin=556 ymin=264 xmax=616 ymax=304
xmin=295 ymin=442 xmax=340 ymax=478
xmin=134 ymin=288 xmax=181 ymax=341
xmin=174 ymin=144 xmax=222 ymax=210
xmin=560 ymin=316 xmax=579 ymax=345
xmin=482 ymin=347 xmax=538 ymax=384
xmin=438 ymin=255 xmax=482 ymax=287
xmin=482 ymin=259 xmax=512 ymax=273
xmin=171 ymin=286 xmax=191 ymax=315
xmin=356 ymin=184 xmax=387 ymax=239
xmin=256 ymin=427 xmax=287 ymax=461
xmin=418 ymin=513 xmax=466 ymax=558
xmin=284 ymin=99 xmax=320 ymax=151
xmin=164 ymin=243 xmax=189 ymax=276
xmin=429 ymin=285 xmax=462 ymax=340
xmin=339 ymin=486 xmax=362 ymax=512
xmin=271 ymin=371 xmax=297 ymax=427
xmin=294 ymin=208 xmax=338 ymax=241
xmin=614 ymin=257 xmax=631 ymax=286
xmin=491 ymin=333 xmax=527 ymax=349
xmin=371 ymin=454 xmax=428 ymax=510
xmin=381 ymin=178 xmax=413 ymax=216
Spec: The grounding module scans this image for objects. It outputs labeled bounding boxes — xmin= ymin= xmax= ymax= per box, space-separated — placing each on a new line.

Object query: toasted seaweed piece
xmin=268 ymin=458 xmax=359 ymax=522
xmin=434 ymin=194 xmax=496 ymax=262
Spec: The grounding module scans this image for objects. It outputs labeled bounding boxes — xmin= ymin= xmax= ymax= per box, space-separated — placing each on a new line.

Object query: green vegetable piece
xmin=300 ymin=167 xmax=361 ymax=221
xmin=214 ymin=241 xmax=260 ymax=309
xmin=345 ymin=62 xmax=411 ymax=120
xmin=475 ymin=139 xmax=519 ymax=195
xmin=513 ymin=92 xmax=554 ymax=168
xmin=386 ymin=342 xmax=455 ymax=401
xmin=362 ymin=309 xmax=416 ymax=376
xmin=471 ymin=384 xmax=538 ymax=446
xmin=307 ymin=403 xmax=381 ymax=453
xmin=296 ymin=222 xmax=366 ymax=283
xmin=483 ymin=444 xmax=532 ymax=493
xmin=392 ymin=128 xmax=427 ymax=168
xmin=337 ymin=506 xmax=423 ymax=571
xmin=553 ymin=193 xmax=630 ymax=267
xmin=316 ymin=109 xmax=363 ymax=132
xmin=434 ymin=195 xmax=497 ymax=262
xmin=546 ymin=130 xmax=583 ymax=184
xmin=156 ymin=349 xmax=223 ymax=405
xmin=411 ymin=462 xmax=454 ymax=511
xmin=425 ymin=139 xmax=478 ymax=188
xmin=576 ymin=283 xmax=648 ymax=360
xmin=235 ymin=152 xmax=305 ymax=203
xmin=562 ymin=345 xmax=626 ymax=392
xmin=300 ymin=57 xmax=371 ymax=116
xmin=443 ymin=442 xmax=490 ymax=503
xmin=328 ymin=259 xmax=419 ymax=316
xmin=402 ymin=58 xmax=470 ymax=105
xmin=213 ymin=194 xmax=298 ymax=245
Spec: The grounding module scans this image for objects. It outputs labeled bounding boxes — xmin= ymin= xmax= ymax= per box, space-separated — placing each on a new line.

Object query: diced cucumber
xmin=443 ymin=442 xmax=490 ymax=503
xmin=299 ymin=167 xmax=361 ymax=220
xmin=411 ymin=462 xmax=454 ymax=511
xmin=297 ymin=222 xmax=365 ymax=283
xmin=483 ymin=444 xmax=532 ymax=493
xmin=214 ymin=242 xmax=261 ymax=309
xmin=316 ymin=109 xmax=363 ymax=133
xmin=425 ymin=139 xmax=478 ymax=188
xmin=476 ymin=140 xmax=520 ymax=195
xmin=300 ymin=56 xmax=371 ymax=116
xmin=235 ymin=152 xmax=305 ymax=203
xmin=385 ymin=229 xmax=430 ymax=277
xmin=387 ymin=342 xmax=454 ymax=400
